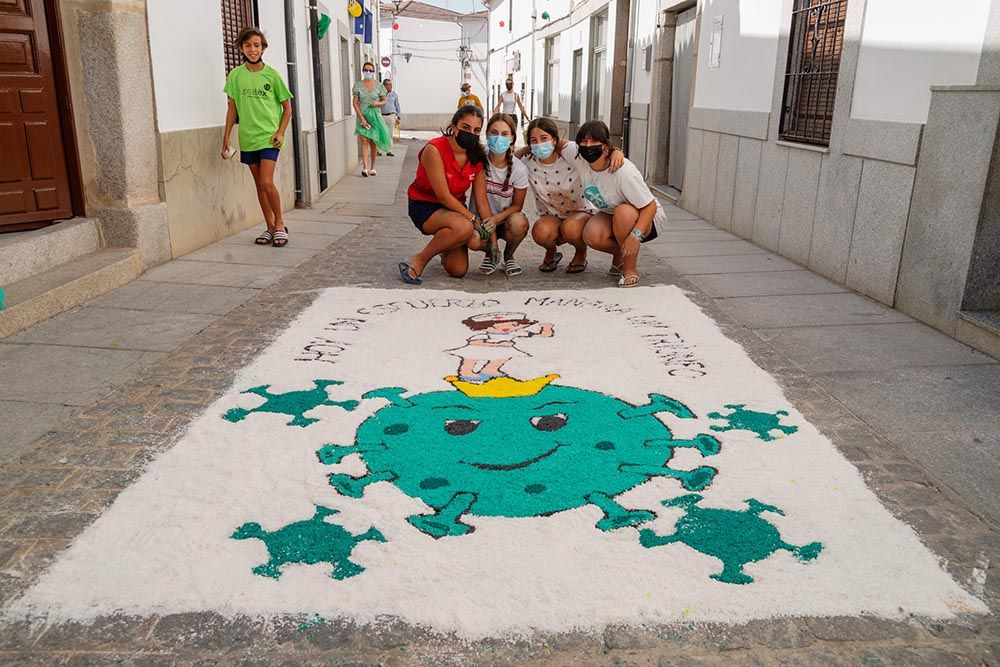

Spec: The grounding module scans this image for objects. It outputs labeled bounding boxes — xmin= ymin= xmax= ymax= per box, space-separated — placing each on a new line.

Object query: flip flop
xmin=618 ymin=273 xmax=640 ymax=288
xmin=398 ymin=261 xmax=422 ymax=285
xmin=566 ymin=259 xmax=588 ymax=274
xmin=538 ymin=251 xmax=563 ymax=273
xmin=254 ymin=230 xmax=274 ymax=245
xmin=609 ymin=262 xmax=623 ymax=276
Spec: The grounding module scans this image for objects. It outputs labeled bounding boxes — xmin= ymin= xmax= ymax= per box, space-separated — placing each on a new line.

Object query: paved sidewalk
xmin=0 ymin=141 xmax=996 ymax=665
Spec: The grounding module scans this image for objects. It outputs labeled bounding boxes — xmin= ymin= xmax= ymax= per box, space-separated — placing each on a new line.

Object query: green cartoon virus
xmin=232 ymin=505 xmax=385 ymax=580
xmin=223 ymin=379 xmax=359 ymax=427
xmin=316 ymin=375 xmax=721 ymax=538
xmin=639 ymin=494 xmax=822 ymax=584
xmin=708 ymin=404 xmax=798 ymax=442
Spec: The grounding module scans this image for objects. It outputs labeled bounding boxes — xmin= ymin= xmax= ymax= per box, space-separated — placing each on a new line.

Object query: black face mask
xmin=578 ymin=145 xmax=605 ymax=164
xmin=242 ymin=54 xmax=263 ymax=64
xmin=455 ymin=129 xmax=480 ymax=152
xmin=506 ymin=84 xmax=513 ymax=91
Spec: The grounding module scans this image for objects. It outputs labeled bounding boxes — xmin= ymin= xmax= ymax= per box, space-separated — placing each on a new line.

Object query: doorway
xmin=668 ymin=6 xmax=696 ymax=190
xmin=570 ymin=49 xmax=583 ymax=137
xmin=0 ymin=0 xmax=77 ymax=231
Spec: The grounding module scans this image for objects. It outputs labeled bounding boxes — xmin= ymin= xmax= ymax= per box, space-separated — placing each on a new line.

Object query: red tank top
xmin=407 ymin=135 xmax=483 ymax=203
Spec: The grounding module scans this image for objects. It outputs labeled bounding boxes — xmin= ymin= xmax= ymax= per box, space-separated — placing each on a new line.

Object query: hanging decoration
xmin=348 ymin=0 xmax=363 ymax=18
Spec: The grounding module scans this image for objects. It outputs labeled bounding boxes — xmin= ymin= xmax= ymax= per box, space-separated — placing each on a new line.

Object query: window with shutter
xmin=779 ymin=0 xmax=848 ymax=146
xmin=221 ymin=0 xmax=257 ymax=74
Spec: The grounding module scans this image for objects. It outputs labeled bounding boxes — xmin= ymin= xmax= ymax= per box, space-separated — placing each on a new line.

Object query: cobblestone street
xmin=1 ymin=142 xmax=998 ymax=666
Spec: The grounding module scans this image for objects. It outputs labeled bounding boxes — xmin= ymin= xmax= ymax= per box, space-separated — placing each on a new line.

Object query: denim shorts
xmin=241 ymin=147 xmax=281 ymax=165
xmin=408 ymin=199 xmax=446 ymax=233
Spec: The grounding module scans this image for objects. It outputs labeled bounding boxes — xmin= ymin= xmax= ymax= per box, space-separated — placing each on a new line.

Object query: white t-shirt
xmin=520 ymin=141 xmax=595 ymax=218
xmin=500 ymin=91 xmax=518 ymax=114
xmin=473 ymin=157 xmax=529 ymax=218
xmin=577 ymin=159 xmax=667 ymax=226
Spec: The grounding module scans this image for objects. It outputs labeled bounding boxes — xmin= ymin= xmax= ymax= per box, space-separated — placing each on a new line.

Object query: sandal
xmin=618 ymin=273 xmax=640 ymax=288
xmin=272 ymin=227 xmax=289 ymax=248
xmin=369 ymin=169 xmax=377 ymax=176
xmin=566 ymin=259 xmax=588 ymax=274
xmin=538 ymin=251 xmax=563 ymax=273
xmin=254 ymin=230 xmax=274 ymax=245
xmin=361 ymin=170 xmax=369 ymax=177
xmin=398 ymin=261 xmax=422 ymax=285
xmin=503 ymin=259 xmax=523 ymax=276
xmin=609 ymin=262 xmax=623 ymax=276
xmin=479 ymin=255 xmax=497 ymax=275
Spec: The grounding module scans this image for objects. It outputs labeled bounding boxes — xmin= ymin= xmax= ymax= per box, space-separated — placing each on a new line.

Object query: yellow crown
xmin=444 ymin=374 xmax=560 ymax=398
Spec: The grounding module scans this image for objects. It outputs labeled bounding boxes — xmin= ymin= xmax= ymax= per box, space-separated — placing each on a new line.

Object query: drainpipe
xmin=623 ymin=0 xmax=639 ymax=157
xmin=308 ymin=0 xmax=329 ymax=192
xmin=283 ymin=0 xmax=304 ymax=206
xmin=529 ymin=0 xmax=537 ymax=118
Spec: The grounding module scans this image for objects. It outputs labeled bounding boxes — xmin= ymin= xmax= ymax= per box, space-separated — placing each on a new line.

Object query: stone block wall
xmin=159 ymin=127 xmax=296 ymax=258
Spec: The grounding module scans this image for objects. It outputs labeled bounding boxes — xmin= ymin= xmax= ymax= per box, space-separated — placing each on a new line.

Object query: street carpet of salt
xmin=6 ymin=287 xmax=988 ymax=638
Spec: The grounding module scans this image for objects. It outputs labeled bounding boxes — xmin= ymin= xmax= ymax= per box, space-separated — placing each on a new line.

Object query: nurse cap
xmin=468 ymin=312 xmax=527 ymax=323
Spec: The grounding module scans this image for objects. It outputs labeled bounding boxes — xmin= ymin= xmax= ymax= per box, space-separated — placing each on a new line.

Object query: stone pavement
xmin=0 ymin=140 xmax=997 ymax=665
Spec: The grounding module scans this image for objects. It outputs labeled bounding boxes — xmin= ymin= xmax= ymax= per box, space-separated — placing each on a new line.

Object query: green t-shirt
xmin=224 ymin=64 xmax=293 ymax=151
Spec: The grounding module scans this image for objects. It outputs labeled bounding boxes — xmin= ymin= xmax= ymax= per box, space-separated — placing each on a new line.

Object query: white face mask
xmin=363 ymin=71 xmax=375 ymax=79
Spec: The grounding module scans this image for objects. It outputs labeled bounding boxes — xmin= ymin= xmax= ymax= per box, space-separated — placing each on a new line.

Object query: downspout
xmin=308 ymin=0 xmax=329 ymax=192
xmin=283 ymin=0 xmax=305 ymax=206
xmin=529 ymin=0 xmax=537 ymax=118
xmin=622 ymin=0 xmax=639 ymax=157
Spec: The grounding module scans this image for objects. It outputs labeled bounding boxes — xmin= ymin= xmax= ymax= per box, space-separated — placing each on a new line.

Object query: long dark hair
xmin=445 ymin=105 xmax=487 ymax=166
xmin=486 ymin=112 xmax=517 ymax=190
xmin=525 ymin=117 xmax=563 ymax=160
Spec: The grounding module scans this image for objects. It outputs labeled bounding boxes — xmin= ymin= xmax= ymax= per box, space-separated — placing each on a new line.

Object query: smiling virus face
xmin=317 ymin=380 xmax=722 ymax=538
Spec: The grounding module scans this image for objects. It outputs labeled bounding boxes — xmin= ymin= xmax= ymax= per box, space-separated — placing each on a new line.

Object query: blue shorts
xmin=241 ymin=148 xmax=281 ymax=165
xmin=408 ymin=199 xmax=446 ymax=233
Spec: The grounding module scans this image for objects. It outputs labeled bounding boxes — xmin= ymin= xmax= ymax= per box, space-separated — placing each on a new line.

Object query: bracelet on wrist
xmin=630 ymin=229 xmax=645 ymax=241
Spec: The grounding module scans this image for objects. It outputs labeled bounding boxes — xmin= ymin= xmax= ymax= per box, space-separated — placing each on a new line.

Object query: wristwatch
xmin=630 ymin=229 xmax=645 ymax=241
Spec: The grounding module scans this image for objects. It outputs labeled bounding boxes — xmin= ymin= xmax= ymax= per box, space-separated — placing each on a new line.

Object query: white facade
xmin=851 ymin=0 xmax=991 ymax=123
xmin=379 ymin=5 xmax=488 ymax=129
xmin=690 ymin=0 xmax=783 ymax=113
xmin=147 ymin=0 xmax=379 ymax=134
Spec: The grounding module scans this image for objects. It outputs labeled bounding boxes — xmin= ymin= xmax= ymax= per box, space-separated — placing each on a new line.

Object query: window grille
xmin=222 ymin=0 xmax=257 ymax=74
xmin=779 ymin=0 xmax=847 ymax=146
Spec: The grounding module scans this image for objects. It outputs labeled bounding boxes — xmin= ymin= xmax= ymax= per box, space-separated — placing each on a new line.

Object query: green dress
xmin=353 ymin=81 xmax=393 ymax=152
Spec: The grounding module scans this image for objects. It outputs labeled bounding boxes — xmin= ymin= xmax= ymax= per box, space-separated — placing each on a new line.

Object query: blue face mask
xmin=531 ymin=141 xmax=555 ymax=159
xmin=362 ymin=71 xmax=375 ymax=79
xmin=487 ymin=135 xmax=512 ymax=155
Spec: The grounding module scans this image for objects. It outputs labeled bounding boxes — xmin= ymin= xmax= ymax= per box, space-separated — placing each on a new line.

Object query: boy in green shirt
xmin=222 ymin=27 xmax=294 ymax=247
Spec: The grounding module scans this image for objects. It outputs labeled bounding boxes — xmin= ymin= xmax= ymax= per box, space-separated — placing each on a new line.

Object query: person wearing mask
xmin=381 ymin=78 xmax=402 ymax=157
xmin=457 ymin=83 xmax=483 ymax=114
xmin=493 ymin=79 xmax=527 ymax=127
xmin=399 ymin=105 xmax=493 ymax=284
xmin=577 ymin=120 xmax=665 ymax=288
xmin=353 ymin=62 xmax=392 ymax=176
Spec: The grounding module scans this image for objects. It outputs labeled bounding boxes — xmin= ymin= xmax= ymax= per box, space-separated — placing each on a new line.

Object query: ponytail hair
xmin=445 ymin=104 xmax=487 ymax=166
xmin=486 ymin=112 xmax=517 ymax=190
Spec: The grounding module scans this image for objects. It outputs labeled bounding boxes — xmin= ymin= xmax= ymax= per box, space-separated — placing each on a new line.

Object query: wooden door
xmin=0 ymin=0 xmax=73 ymax=230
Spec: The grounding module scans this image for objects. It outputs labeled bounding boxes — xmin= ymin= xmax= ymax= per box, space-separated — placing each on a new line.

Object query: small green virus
xmin=708 ymin=404 xmax=798 ymax=442
xmin=639 ymin=494 xmax=822 ymax=584
xmin=232 ymin=506 xmax=385 ymax=580
xmin=223 ymin=379 xmax=359 ymax=427
xmin=318 ymin=384 xmax=721 ymax=539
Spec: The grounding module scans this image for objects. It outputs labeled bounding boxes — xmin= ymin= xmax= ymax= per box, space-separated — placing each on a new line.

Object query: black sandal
xmin=272 ymin=227 xmax=289 ymax=248
xmin=254 ymin=230 xmax=274 ymax=245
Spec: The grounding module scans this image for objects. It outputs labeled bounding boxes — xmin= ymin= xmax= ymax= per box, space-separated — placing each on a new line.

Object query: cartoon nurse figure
xmin=447 ymin=312 xmax=554 ymax=383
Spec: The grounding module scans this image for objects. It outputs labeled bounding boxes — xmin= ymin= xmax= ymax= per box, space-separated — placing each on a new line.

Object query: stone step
xmin=0 ymin=218 xmax=102 ymax=285
xmin=0 ymin=248 xmax=140 ymax=339
xmin=956 ymin=309 xmax=1000 ymax=360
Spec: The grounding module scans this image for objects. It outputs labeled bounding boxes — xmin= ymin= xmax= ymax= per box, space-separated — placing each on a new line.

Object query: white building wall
xmin=384 ymin=15 xmax=464 ymax=116
xmin=629 ymin=0 xmax=660 ymax=107
xmin=147 ymin=0 xmax=228 ymax=132
xmin=851 ymin=0 xmax=991 ymax=123
xmin=690 ymin=0 xmax=782 ymax=113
